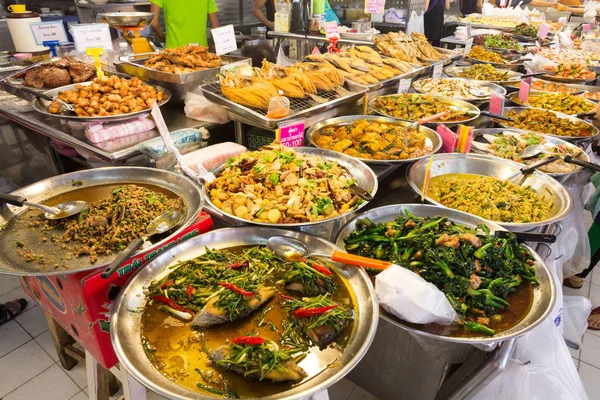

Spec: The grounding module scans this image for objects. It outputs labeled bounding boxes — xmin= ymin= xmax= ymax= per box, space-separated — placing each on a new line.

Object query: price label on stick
xmin=519 ymin=80 xmax=530 ymax=103
xmin=535 ymin=40 xmax=540 ymax=53
xmin=436 ymin=124 xmax=457 ymax=153
xmin=467 ymin=22 xmax=472 ymax=39
xmin=211 ymin=24 xmax=237 ymax=55
xmin=489 ymin=91 xmax=505 ymax=116
xmin=537 ymin=23 xmax=550 ymax=40
xmin=324 ymin=21 xmax=339 ymax=40
xmin=365 ymin=0 xmax=385 ymax=14
xmin=277 ymin=121 xmax=305 ymax=147
xmin=525 ymin=68 xmax=533 ymax=85
xmin=30 ymin=22 xmax=68 ymax=46
xmin=397 ymin=78 xmax=411 ymax=94
xmin=432 ymin=62 xmax=443 ymax=79
xmin=463 ymin=38 xmax=474 ymax=57
xmin=70 ymin=23 xmax=112 ymax=53
xmin=583 ymin=24 xmax=591 ymax=32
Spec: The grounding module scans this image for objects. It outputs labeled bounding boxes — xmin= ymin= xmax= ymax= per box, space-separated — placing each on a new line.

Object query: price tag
xmin=456 ymin=125 xmax=473 ymax=153
xmin=537 ymin=23 xmax=550 ymax=40
xmin=583 ymin=24 xmax=591 ymax=32
xmin=436 ymin=124 xmax=457 ymax=153
xmin=277 ymin=121 xmax=305 ymax=147
xmin=489 ymin=92 xmax=505 ymax=116
xmin=535 ymin=40 xmax=540 ymax=53
xmin=467 ymin=22 xmax=472 ymax=38
xmin=30 ymin=22 xmax=68 ymax=46
xmin=365 ymin=0 xmax=385 ymax=14
xmin=211 ymin=24 xmax=237 ymax=56
xmin=463 ymin=38 xmax=474 ymax=57
xmin=397 ymin=78 xmax=411 ymax=94
xmin=525 ymin=67 xmax=533 ymax=85
xmin=324 ymin=21 xmax=339 ymax=40
xmin=70 ymin=24 xmax=113 ymax=53
xmin=519 ymin=80 xmax=530 ymax=103
xmin=311 ymin=46 xmax=320 ymax=55
xmin=432 ymin=62 xmax=443 ymax=79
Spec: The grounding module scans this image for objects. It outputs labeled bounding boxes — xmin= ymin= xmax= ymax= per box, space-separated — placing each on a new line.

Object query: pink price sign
xmin=277 ymin=122 xmax=305 ymax=147
xmin=365 ymin=0 xmax=385 ymax=14
xmin=436 ymin=124 xmax=457 ymax=153
xmin=583 ymin=24 xmax=591 ymax=32
xmin=489 ymin=91 xmax=504 ymax=115
xmin=324 ymin=21 xmax=339 ymax=40
xmin=537 ymin=23 xmax=550 ymax=40
xmin=519 ymin=80 xmax=530 ymax=103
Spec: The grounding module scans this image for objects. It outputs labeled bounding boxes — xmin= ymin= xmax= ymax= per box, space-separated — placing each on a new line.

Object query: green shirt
xmin=150 ymin=0 xmax=218 ymax=48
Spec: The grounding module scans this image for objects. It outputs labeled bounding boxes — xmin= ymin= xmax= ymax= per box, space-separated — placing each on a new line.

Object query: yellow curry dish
xmin=514 ymin=92 xmax=596 ymax=115
xmin=503 ymin=108 xmax=594 ymax=137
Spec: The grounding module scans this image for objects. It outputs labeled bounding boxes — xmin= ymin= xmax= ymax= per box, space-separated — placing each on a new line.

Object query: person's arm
xmin=476 ymin=0 xmax=483 ymax=12
xmin=528 ymin=0 xmax=557 ymax=6
xmin=150 ymin=3 xmax=165 ymax=43
xmin=208 ymin=0 xmax=220 ymax=28
xmin=252 ymin=0 xmax=275 ymax=30
xmin=445 ymin=0 xmax=451 ymax=11
xmin=424 ymin=0 xmax=430 ymax=10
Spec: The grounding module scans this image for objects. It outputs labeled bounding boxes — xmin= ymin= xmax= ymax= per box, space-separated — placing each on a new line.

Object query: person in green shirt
xmin=150 ymin=0 xmax=220 ymax=48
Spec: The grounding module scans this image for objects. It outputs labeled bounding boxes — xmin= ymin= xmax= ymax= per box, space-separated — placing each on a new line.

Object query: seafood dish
xmin=218 ymin=73 xmax=278 ymax=110
xmin=144 ymin=45 xmax=222 ymax=73
xmin=537 ymin=47 xmax=600 ymax=64
xmin=256 ymin=60 xmax=319 ymax=98
xmin=455 ymin=64 xmax=511 ymax=81
xmin=512 ymin=92 xmax=596 ymax=115
xmin=503 ymin=108 xmax=594 ymax=137
xmin=473 ymin=34 xmax=523 ymax=51
xmin=17 ymin=58 xmax=96 ymax=89
xmin=207 ymin=143 xmax=364 ymax=224
xmin=543 ymin=62 xmax=596 ymax=80
xmin=467 ymin=46 xmax=507 ymax=64
xmin=49 ymin=76 xmax=166 ymax=117
xmin=343 ymin=212 xmax=537 ymax=337
xmin=373 ymin=32 xmax=444 ymax=65
xmin=141 ymin=245 xmax=355 ymax=395
xmin=14 ymin=184 xmax=183 ymax=265
xmin=371 ymin=94 xmax=474 ymax=123
xmin=426 ymin=174 xmax=552 ymax=223
xmin=311 ymin=119 xmax=434 ymax=160
xmin=472 ymin=131 xmax=585 ymax=174
xmin=412 ymin=78 xmax=495 ymax=100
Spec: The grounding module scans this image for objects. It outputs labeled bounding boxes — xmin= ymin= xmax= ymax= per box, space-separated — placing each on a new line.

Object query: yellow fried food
xmin=468 ymin=46 xmax=507 ymax=64
xmin=519 ymin=92 xmax=596 ymax=115
xmin=219 ymin=73 xmax=279 ymax=109
xmin=504 ymin=108 xmax=593 ymax=137
xmin=457 ymin=64 xmax=511 ymax=81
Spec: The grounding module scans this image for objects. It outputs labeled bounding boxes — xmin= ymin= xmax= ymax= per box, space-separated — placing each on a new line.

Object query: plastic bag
xmin=184 ymin=91 xmax=230 ymax=124
xmin=475 ymin=318 xmax=589 ymax=400
xmin=563 ymin=296 xmax=593 ymax=349
xmin=375 ymin=264 xmax=457 ymax=325
xmin=584 ymin=0 xmax=597 ymax=22
xmin=181 ymin=142 xmax=247 ymax=172
xmin=560 ymin=183 xmax=592 ymax=278
xmin=545 ymin=255 xmax=565 ymax=334
xmin=405 ymin=11 xmax=424 ymax=36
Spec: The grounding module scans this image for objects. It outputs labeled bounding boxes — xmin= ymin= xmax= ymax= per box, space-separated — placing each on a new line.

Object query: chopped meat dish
xmin=144 ymin=45 xmax=222 ymax=74
xmin=20 ymin=58 xmax=96 ymax=89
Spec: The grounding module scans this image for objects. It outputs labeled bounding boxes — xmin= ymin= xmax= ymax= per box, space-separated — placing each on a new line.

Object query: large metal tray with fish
xmin=443 ymin=66 xmax=525 ymax=84
xmin=305 ymin=115 xmax=442 ymax=165
xmin=411 ymin=77 xmax=507 ymax=103
xmin=344 ymin=63 xmax=426 ymax=93
xmin=406 ymin=153 xmax=573 ymax=232
xmin=111 ymin=227 xmax=379 ymax=400
xmin=471 ymin=128 xmax=592 ymax=183
xmin=116 ymin=53 xmax=252 ymax=104
xmin=334 ymin=204 xmax=555 ymax=344
xmin=0 ymin=167 xmax=203 ymax=276
xmin=434 ymin=46 xmax=465 ymax=66
xmin=201 ymin=81 xmax=366 ymax=130
xmin=30 ymin=81 xmax=171 ymax=123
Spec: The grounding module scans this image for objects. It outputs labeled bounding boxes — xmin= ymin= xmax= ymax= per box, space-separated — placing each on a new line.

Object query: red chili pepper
xmin=151 ymin=295 xmax=195 ymax=315
xmin=187 ymin=284 xmax=194 ymax=300
xmin=160 ymin=279 xmax=174 ymax=289
xmin=294 ymin=305 xmax=338 ymax=317
xmin=227 ymin=261 xmax=249 ymax=269
xmin=230 ymin=336 xmax=266 ymax=346
xmin=278 ymin=294 xmax=295 ymax=301
xmin=309 ymin=262 xmax=332 ymax=276
xmin=218 ymin=282 xmax=254 ymax=297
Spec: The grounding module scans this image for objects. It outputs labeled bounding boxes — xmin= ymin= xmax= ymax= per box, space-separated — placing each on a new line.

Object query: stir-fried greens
xmin=344 ymin=212 xmax=538 ymax=335
xmin=372 ymin=94 xmax=471 ymax=122
xmin=473 ymin=34 xmax=523 ymax=50
xmin=456 ymin=64 xmax=511 ymax=81
xmin=517 ymin=92 xmax=596 ymax=115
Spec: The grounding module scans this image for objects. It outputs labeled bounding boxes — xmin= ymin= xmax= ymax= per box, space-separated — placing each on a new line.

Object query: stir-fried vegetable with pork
xmin=456 ymin=64 xmax=511 ymax=81
xmin=344 ymin=212 xmax=538 ymax=336
xmin=504 ymin=108 xmax=594 ymax=137
xmin=516 ymin=92 xmax=596 ymax=115
xmin=371 ymin=94 xmax=471 ymax=122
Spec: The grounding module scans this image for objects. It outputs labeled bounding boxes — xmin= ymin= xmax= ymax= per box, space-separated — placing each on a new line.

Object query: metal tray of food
xmin=305 ymin=115 xmax=442 ymax=165
xmin=411 ymin=77 xmax=507 ymax=103
xmin=406 ymin=153 xmax=573 ymax=232
xmin=503 ymin=77 xmax=600 ymax=93
xmin=116 ymin=54 xmax=251 ymax=104
xmin=201 ymin=81 xmax=366 ymax=130
xmin=0 ymin=167 xmax=203 ymax=276
xmin=30 ymin=81 xmax=171 ymax=123
xmin=434 ymin=46 xmax=464 ymax=66
xmin=495 ymin=106 xmax=599 ymax=142
xmin=344 ymin=64 xmax=426 ymax=93
xmin=111 ymin=227 xmax=379 ymax=400
xmin=463 ymin=57 xmax=524 ymax=72
xmin=537 ymin=73 xmax=598 ymax=85
xmin=334 ymin=203 xmax=555 ymax=344
xmin=443 ymin=66 xmax=524 ymax=84
xmin=506 ymin=90 xmax=599 ymax=114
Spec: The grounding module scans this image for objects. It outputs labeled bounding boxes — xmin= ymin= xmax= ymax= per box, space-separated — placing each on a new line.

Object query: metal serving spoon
xmin=0 ymin=192 xmax=87 ymax=220
xmin=267 ymin=236 xmax=392 ymax=271
xmin=101 ymin=210 xmax=182 ymax=279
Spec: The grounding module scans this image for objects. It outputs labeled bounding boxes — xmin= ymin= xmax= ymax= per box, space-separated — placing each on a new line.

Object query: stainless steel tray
xmin=201 ymin=81 xmax=366 ymax=130
xmin=463 ymin=57 xmax=524 ymax=72
xmin=334 ymin=204 xmax=555 ymax=344
xmin=443 ymin=66 xmax=524 ymax=84
xmin=0 ymin=167 xmax=203 ymax=276
xmin=503 ymin=78 xmax=600 ymax=97
xmin=405 ymin=153 xmax=573 ymax=232
xmin=111 ymin=227 xmax=379 ymax=400
xmin=506 ymin=90 xmax=598 ymax=115
xmin=411 ymin=77 xmax=507 ymax=103
xmin=305 ymin=115 xmax=442 ymax=165
xmin=538 ymin=73 xmax=598 ymax=85
xmin=345 ymin=64 xmax=426 ymax=92
xmin=99 ymin=12 xmax=154 ymax=27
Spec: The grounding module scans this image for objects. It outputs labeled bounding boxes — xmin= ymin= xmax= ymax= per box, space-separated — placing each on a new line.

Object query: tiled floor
xmin=1 ymin=268 xmax=598 ymax=400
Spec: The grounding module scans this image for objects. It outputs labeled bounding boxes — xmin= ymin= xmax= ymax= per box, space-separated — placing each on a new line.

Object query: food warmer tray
xmin=305 ymin=115 xmax=442 ymax=166
xmin=111 ymin=227 xmax=379 ymax=400
xmin=0 ymin=167 xmax=203 ymax=276
xmin=201 ymin=81 xmax=367 ymax=130
xmin=344 ymin=63 xmax=426 ymax=93
xmin=506 ymin=90 xmax=599 ymax=112
xmin=334 ymin=203 xmax=555 ymax=344
xmin=463 ymin=57 xmax=524 ymax=72
xmin=405 ymin=153 xmax=573 ymax=232
xmin=434 ymin=47 xmax=464 ymax=66
xmin=537 ymin=72 xmax=599 ymax=85
xmin=503 ymin=78 xmax=600 ymax=99
xmin=411 ymin=77 xmax=507 ymax=103
xmin=443 ymin=66 xmax=524 ymax=84
xmin=116 ymin=54 xmax=252 ymax=104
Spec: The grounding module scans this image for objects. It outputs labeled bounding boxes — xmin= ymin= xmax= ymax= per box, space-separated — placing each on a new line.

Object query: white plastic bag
xmin=405 ymin=11 xmax=424 ymax=36
xmin=563 ymin=296 xmax=593 ymax=349
xmin=545 ymin=255 xmax=565 ymax=334
xmin=560 ymin=183 xmax=592 ymax=278
xmin=584 ymin=0 xmax=597 ymax=22
xmin=375 ymin=264 xmax=456 ymax=325
xmin=184 ymin=91 xmax=230 ymax=124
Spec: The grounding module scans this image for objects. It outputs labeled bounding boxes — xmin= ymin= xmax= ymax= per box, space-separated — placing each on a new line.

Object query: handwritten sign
xmin=365 ymin=0 xmax=385 ymax=14
xmin=537 ymin=23 xmax=550 ymax=40
xmin=211 ymin=24 xmax=237 ymax=56
xmin=70 ymin=24 xmax=113 ymax=53
xmin=277 ymin=121 xmax=305 ymax=147
xmin=432 ymin=62 xmax=443 ymax=79
xmin=30 ymin=22 xmax=68 ymax=46
xmin=397 ymin=78 xmax=411 ymax=94
xmin=519 ymin=80 xmax=530 ymax=103
xmin=437 ymin=124 xmax=457 ymax=153
xmin=324 ymin=21 xmax=339 ymax=40
xmin=463 ymin=38 xmax=474 ymax=57
xmin=489 ymin=91 xmax=505 ymax=115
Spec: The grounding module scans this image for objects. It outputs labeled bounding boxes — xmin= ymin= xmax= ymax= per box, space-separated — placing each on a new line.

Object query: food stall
xmin=0 ymin=3 xmax=596 ymax=400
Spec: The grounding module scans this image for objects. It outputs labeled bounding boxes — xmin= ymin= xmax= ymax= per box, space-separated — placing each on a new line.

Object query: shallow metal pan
xmin=406 ymin=153 xmax=573 ymax=232
xmin=111 ymin=227 xmax=379 ymax=400
xmin=411 ymin=77 xmax=507 ymax=103
xmin=505 ymin=90 xmax=598 ymax=116
xmin=99 ymin=12 xmax=154 ymax=27
xmin=463 ymin=57 xmax=524 ymax=72
xmin=443 ymin=66 xmax=524 ymax=84
xmin=305 ymin=115 xmax=442 ymax=165
xmin=503 ymin=78 xmax=600 ymax=99
xmin=334 ymin=204 xmax=555 ymax=345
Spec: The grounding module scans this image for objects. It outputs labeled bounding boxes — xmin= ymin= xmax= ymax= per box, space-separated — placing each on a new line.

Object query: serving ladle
xmin=267 ymin=236 xmax=392 ymax=271
xmin=0 ymin=192 xmax=87 ymax=220
xmin=101 ymin=210 xmax=182 ymax=279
